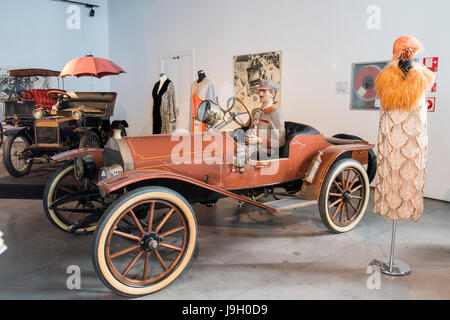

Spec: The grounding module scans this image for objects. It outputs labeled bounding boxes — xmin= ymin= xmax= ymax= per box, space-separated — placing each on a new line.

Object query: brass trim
xmin=36 ymin=143 xmax=61 ymax=148
xmin=115 ymin=138 xmax=134 ymax=171
xmin=35 ymin=121 xmax=58 ymax=127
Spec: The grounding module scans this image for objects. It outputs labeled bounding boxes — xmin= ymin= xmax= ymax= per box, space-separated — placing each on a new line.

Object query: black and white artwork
xmin=0 ymin=67 xmax=53 ymax=101
xmin=233 ymin=51 xmax=282 ymax=109
xmin=0 ymin=66 xmax=55 ymax=120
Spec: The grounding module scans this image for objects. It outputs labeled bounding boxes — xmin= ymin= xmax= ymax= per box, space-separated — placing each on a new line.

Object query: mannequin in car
xmin=245 ymin=80 xmax=286 ymax=160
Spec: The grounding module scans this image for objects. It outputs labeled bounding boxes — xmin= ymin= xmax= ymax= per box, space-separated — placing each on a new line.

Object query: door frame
xmin=160 ymin=49 xmax=196 ymax=81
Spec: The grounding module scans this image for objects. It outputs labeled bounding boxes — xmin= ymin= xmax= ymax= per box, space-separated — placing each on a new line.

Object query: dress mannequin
xmin=191 ymin=70 xmax=215 ymax=132
xmin=370 ymin=35 xmax=435 ymax=276
xmin=197 ymin=70 xmax=206 ymax=83
xmin=158 ymin=73 xmax=168 ymax=93
xmin=152 ymin=74 xmax=178 ymax=134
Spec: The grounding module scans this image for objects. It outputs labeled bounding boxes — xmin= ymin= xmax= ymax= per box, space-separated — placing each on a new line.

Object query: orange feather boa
xmin=375 ymin=63 xmax=436 ymax=111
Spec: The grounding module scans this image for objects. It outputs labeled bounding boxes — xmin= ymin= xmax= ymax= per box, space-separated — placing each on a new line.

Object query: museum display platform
xmin=0 ymin=159 xmax=58 ymax=199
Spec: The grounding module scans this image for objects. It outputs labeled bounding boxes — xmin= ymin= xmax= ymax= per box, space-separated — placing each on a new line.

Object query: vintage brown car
xmin=43 ymin=100 xmax=376 ymax=297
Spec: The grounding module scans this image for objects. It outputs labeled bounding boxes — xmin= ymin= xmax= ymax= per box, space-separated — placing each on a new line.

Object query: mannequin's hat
xmin=392 ymin=35 xmax=424 ymax=61
xmin=258 ymin=80 xmax=279 ymax=92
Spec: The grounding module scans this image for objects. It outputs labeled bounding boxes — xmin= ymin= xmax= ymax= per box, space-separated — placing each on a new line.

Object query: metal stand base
xmin=370 ymin=257 xmax=411 ymax=276
xmin=369 ymin=219 xmax=411 ymax=276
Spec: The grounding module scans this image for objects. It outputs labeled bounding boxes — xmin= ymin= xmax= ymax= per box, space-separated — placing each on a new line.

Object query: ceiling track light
xmin=52 ymin=0 xmax=99 ymax=17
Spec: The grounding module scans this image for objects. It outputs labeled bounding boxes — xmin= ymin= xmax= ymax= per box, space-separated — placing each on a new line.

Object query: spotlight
xmin=89 ymin=8 xmax=95 ymax=16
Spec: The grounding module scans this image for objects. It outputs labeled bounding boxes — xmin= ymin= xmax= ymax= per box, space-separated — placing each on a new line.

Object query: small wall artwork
xmin=350 ymin=61 xmax=388 ymax=110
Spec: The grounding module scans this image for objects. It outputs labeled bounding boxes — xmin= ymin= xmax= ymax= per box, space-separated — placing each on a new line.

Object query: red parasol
xmin=59 ymin=55 xmax=125 ymax=79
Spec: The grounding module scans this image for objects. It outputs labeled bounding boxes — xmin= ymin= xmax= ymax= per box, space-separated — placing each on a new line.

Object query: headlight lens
xmin=99 ymin=164 xmax=123 ymax=181
xmin=74 ymin=156 xmax=84 ymax=181
xmin=33 ymin=108 xmax=44 ymax=119
xmin=72 ymin=110 xmax=83 ymax=120
xmin=74 ymin=154 xmax=96 ymax=181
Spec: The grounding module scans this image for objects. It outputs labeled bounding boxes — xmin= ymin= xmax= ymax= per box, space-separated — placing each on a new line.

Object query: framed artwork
xmin=233 ymin=51 xmax=282 ymax=110
xmin=0 ymin=66 xmax=56 ymax=119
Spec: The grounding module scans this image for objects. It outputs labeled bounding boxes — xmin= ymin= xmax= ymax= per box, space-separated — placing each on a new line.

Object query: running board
xmin=264 ymin=198 xmax=318 ymax=212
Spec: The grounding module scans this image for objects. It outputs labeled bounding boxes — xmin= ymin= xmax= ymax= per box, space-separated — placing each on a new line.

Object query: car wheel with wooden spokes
xmin=43 ymin=162 xmax=105 ymax=234
xmin=318 ymin=159 xmax=370 ymax=233
xmin=2 ymin=131 xmax=33 ymax=177
xmin=92 ymin=186 xmax=198 ymax=297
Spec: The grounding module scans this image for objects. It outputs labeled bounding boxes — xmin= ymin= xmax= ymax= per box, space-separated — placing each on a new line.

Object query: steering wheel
xmin=229 ymin=97 xmax=252 ymax=128
xmin=47 ymin=90 xmax=71 ymax=102
xmin=18 ymin=90 xmax=34 ymax=100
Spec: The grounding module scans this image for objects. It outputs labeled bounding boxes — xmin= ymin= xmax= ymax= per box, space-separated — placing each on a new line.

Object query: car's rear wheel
xmin=318 ymin=159 xmax=370 ymax=233
xmin=2 ymin=131 xmax=33 ymax=177
xmin=332 ymin=133 xmax=377 ymax=183
xmin=92 ymin=186 xmax=198 ymax=297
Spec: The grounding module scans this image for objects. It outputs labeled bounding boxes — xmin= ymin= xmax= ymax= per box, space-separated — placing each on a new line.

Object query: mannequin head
xmin=392 ymin=35 xmax=423 ymax=77
xmin=257 ymin=80 xmax=279 ymax=108
xmin=398 ymin=59 xmax=413 ymax=77
xmin=259 ymin=89 xmax=275 ymax=107
xmin=392 ymin=36 xmax=423 ymax=62
xmin=197 ymin=70 xmax=206 ymax=83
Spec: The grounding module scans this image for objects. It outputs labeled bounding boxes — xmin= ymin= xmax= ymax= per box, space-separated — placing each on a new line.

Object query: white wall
xmin=107 ymin=0 xmax=450 ymax=201
xmin=0 ymin=0 xmax=110 ymax=92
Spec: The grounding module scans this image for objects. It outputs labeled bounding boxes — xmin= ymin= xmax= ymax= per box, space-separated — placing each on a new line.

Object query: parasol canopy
xmin=59 ymin=55 xmax=125 ymax=79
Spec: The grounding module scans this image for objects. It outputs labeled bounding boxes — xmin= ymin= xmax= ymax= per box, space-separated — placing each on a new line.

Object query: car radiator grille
xmin=36 ymin=126 xmax=59 ymax=145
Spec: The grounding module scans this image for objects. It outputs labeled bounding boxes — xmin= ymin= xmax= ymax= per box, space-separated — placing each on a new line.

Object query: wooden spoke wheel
xmin=318 ymin=159 xmax=370 ymax=233
xmin=79 ymin=131 xmax=102 ymax=148
xmin=2 ymin=131 xmax=33 ymax=177
xmin=43 ymin=162 xmax=106 ymax=234
xmin=332 ymin=133 xmax=377 ymax=183
xmin=92 ymin=186 xmax=198 ymax=297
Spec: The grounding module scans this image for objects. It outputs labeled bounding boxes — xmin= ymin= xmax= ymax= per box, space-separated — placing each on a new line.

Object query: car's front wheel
xmin=43 ymin=162 xmax=103 ymax=234
xmin=2 ymin=131 xmax=33 ymax=177
xmin=92 ymin=186 xmax=198 ymax=297
xmin=318 ymin=159 xmax=370 ymax=233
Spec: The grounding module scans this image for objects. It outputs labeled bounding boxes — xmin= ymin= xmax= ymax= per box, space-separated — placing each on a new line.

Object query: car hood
xmin=108 ymin=131 xmax=235 ymax=173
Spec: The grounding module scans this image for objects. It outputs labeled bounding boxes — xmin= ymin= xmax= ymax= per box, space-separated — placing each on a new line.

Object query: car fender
xmin=51 ymin=148 xmax=104 ymax=167
xmin=303 ymin=143 xmax=375 ymax=198
xmin=3 ymin=126 xmax=28 ymax=137
xmin=97 ymin=169 xmax=276 ymax=213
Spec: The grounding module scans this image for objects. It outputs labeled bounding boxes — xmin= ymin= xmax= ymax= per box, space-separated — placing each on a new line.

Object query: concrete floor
xmin=0 ymin=188 xmax=449 ymax=300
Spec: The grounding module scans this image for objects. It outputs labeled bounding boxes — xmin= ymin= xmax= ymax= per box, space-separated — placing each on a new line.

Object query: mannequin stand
xmin=369 ymin=220 xmax=411 ymax=276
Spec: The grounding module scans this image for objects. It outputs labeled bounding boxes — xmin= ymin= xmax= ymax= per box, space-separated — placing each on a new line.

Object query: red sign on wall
xmin=427 ymin=97 xmax=436 ymax=112
xmin=423 ymin=57 xmax=439 ymax=72
xmin=430 ymin=81 xmax=437 ymax=93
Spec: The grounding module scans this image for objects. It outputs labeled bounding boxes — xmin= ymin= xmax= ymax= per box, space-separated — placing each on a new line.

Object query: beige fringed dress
xmin=373 ymin=63 xmax=435 ymax=221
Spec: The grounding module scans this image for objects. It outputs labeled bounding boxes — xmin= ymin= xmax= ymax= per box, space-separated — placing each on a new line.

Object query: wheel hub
xmin=140 ymin=232 xmax=160 ymax=252
xmin=342 ymin=190 xmax=352 ymax=202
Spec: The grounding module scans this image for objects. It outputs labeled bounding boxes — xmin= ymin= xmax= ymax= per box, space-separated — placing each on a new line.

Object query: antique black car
xmin=1 ymin=69 xmax=128 ymax=177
